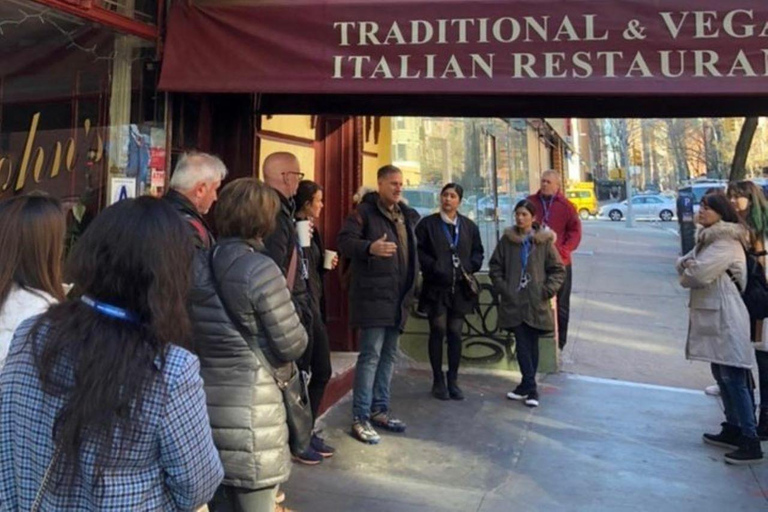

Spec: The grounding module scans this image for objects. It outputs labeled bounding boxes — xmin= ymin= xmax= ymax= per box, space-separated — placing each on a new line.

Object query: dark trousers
xmin=557 ymin=264 xmax=573 ymax=350
xmin=756 ymin=350 xmax=768 ymax=412
xmin=306 ymin=304 xmax=332 ymax=422
xmin=513 ymin=323 xmax=541 ymax=392
xmin=427 ymin=311 xmax=464 ymax=381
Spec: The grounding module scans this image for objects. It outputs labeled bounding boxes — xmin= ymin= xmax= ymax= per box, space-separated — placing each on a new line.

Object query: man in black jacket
xmin=163 ymin=152 xmax=227 ymax=249
xmin=262 ymin=152 xmax=328 ymax=464
xmin=338 ymin=165 xmax=420 ymax=445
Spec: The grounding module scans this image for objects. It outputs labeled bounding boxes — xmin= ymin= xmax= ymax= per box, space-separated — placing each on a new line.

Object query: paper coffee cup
xmin=324 ymin=250 xmax=337 ymax=270
xmin=296 ymin=220 xmax=312 ymax=248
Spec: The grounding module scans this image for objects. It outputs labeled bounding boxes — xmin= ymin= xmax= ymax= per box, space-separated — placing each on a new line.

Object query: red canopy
xmin=160 ymin=0 xmax=768 ymax=115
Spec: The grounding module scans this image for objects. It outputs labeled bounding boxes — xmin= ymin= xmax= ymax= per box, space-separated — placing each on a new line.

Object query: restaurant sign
xmin=160 ymin=0 xmax=768 ymax=95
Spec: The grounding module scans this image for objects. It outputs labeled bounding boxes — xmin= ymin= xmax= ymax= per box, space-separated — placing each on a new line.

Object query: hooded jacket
xmin=337 ymin=192 xmax=420 ymax=331
xmin=489 ymin=226 xmax=566 ymax=331
xmin=677 ymin=221 xmax=754 ymax=369
xmin=188 ymin=238 xmax=308 ymax=490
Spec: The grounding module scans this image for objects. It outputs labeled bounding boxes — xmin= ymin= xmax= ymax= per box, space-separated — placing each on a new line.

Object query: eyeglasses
xmin=283 ymin=171 xmax=305 ymax=180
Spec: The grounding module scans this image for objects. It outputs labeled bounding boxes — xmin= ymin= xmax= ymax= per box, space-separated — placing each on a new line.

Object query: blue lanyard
xmin=541 ymin=196 xmax=555 ymax=225
xmin=520 ymin=235 xmax=534 ymax=286
xmin=81 ymin=295 xmax=140 ymax=324
xmin=441 ymin=218 xmax=460 ymax=250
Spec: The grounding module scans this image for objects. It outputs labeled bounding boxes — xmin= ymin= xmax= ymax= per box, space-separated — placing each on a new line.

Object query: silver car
xmin=599 ymin=194 xmax=676 ymax=222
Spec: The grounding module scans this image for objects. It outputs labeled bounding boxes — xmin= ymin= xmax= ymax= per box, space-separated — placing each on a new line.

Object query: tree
xmin=729 ymin=117 xmax=759 ymax=182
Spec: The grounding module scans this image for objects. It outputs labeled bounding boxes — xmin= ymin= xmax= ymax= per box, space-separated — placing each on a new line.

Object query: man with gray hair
xmin=527 ymin=169 xmax=582 ymax=350
xmin=164 ymin=152 xmax=227 ymax=249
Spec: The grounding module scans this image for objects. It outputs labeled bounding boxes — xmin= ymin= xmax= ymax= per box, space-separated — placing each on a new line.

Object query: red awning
xmin=160 ymin=0 xmax=768 ymax=95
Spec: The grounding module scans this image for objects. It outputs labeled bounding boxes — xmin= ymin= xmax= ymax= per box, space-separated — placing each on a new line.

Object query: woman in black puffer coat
xmin=189 ymin=178 xmax=308 ymax=512
xmin=416 ymin=183 xmax=484 ymax=401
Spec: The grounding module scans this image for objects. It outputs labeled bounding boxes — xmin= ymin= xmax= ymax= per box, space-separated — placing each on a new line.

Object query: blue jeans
xmin=353 ymin=327 xmax=400 ymax=421
xmin=711 ymin=363 xmax=758 ymax=439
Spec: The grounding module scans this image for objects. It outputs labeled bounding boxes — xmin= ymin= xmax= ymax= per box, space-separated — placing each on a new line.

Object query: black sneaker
xmin=506 ymin=385 xmax=533 ymax=401
xmin=524 ymin=390 xmax=540 ymax=408
xmin=724 ymin=436 xmax=764 ymax=465
xmin=292 ymin=446 xmax=324 ymax=465
xmin=310 ymin=433 xmax=335 ymax=458
xmin=370 ymin=410 xmax=407 ymax=433
xmin=703 ymin=422 xmax=741 ymax=449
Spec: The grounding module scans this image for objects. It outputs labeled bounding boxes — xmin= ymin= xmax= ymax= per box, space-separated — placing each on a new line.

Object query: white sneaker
xmin=506 ymin=390 xmax=527 ymax=401
xmin=705 ymin=385 xmax=721 ymax=397
xmin=524 ymin=391 xmax=540 ymax=408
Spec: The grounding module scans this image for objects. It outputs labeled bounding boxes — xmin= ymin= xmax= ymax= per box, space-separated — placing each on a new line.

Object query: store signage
xmin=160 ymin=0 xmax=768 ymax=95
xmin=0 ymin=112 xmax=104 ymax=193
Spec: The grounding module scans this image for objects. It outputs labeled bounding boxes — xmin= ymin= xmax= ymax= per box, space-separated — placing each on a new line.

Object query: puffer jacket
xmin=188 ymin=238 xmax=308 ymax=490
xmin=677 ymin=221 xmax=754 ymax=369
xmin=489 ymin=227 xmax=565 ymax=332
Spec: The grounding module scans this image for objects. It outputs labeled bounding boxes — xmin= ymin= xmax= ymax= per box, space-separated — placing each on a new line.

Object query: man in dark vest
xmin=163 ymin=152 xmax=226 ymax=249
xmin=338 ymin=165 xmax=420 ymax=445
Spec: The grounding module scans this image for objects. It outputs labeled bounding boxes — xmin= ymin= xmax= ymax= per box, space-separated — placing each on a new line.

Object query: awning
xmin=159 ymin=0 xmax=768 ymax=115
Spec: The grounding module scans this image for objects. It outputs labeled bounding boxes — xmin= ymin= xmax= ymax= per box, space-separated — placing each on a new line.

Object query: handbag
xmin=208 ymin=248 xmax=313 ymax=456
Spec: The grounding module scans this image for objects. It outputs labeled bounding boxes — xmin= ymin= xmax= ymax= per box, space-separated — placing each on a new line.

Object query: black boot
xmin=758 ymin=409 xmax=768 ymax=442
xmin=725 ymin=436 xmax=764 ymax=465
xmin=702 ymin=422 xmax=741 ymax=449
xmin=447 ymin=373 xmax=465 ymax=401
xmin=431 ymin=373 xmax=449 ymax=400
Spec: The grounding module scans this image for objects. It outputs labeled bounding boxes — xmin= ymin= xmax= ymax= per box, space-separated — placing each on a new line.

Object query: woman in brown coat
xmin=489 ymin=200 xmax=565 ymax=407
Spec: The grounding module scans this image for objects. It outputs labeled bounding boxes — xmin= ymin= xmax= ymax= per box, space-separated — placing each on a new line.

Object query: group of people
xmin=0 ymin=149 xmax=585 ymax=510
xmin=678 ymin=182 xmax=768 ymax=466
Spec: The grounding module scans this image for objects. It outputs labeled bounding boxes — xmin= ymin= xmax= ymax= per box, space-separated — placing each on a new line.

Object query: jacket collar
xmin=535 ymin=190 xmax=566 ymax=205
xmin=696 ymin=221 xmax=748 ymax=248
xmin=165 ymin=188 xmax=200 ymax=218
xmin=503 ymin=226 xmax=556 ymax=245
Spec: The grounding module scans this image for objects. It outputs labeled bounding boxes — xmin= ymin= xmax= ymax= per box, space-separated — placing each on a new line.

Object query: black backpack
xmin=728 ymin=247 xmax=768 ymax=320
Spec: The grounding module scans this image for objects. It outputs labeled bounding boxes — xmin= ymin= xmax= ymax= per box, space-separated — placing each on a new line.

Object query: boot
xmin=724 ymin=436 xmax=764 ymax=465
xmin=758 ymin=409 xmax=768 ymax=442
xmin=431 ymin=373 xmax=449 ymax=400
xmin=702 ymin=422 xmax=741 ymax=449
xmin=447 ymin=372 xmax=465 ymax=401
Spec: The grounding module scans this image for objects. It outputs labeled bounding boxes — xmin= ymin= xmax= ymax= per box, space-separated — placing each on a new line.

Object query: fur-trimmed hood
xmin=503 ymin=226 xmax=557 ymax=245
xmin=695 ymin=221 xmax=749 ymax=249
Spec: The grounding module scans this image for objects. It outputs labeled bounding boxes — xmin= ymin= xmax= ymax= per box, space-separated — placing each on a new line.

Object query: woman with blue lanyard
xmin=489 ymin=199 xmax=565 ymax=407
xmin=416 ymin=183 xmax=484 ymax=401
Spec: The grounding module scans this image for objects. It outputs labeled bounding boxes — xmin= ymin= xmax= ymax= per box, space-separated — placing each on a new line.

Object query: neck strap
xmin=81 ymin=295 xmax=140 ymax=324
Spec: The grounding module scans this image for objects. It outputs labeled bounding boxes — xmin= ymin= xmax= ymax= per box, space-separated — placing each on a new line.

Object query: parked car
xmin=599 ymin=194 xmax=677 ymax=222
xmin=477 ymin=193 xmax=526 ymax=222
xmin=566 ymin=188 xmax=598 ymax=220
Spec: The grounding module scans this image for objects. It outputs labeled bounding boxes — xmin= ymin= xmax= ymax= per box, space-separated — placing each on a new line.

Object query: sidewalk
xmin=284 ymin=368 xmax=768 ymax=511
xmin=562 ymin=221 xmax=711 ymax=390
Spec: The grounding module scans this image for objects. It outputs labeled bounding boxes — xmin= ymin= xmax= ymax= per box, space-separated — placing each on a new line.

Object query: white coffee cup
xmin=296 ymin=220 xmax=312 ymax=248
xmin=324 ymin=250 xmax=338 ymax=270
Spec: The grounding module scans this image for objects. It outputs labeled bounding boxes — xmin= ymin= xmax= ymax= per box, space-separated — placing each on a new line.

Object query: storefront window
xmin=391 ymin=117 xmax=530 ymax=269
xmin=0 ymin=0 xmax=166 ymax=248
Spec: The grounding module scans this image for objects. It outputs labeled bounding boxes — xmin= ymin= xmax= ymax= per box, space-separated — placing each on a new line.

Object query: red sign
xmin=160 ymin=0 xmax=768 ymax=96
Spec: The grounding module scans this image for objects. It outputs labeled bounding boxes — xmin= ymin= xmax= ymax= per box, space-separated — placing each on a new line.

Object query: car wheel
xmin=579 ymin=209 xmax=590 ymax=220
xmin=609 ymin=209 xmax=623 ymax=221
xmin=659 ymin=209 xmax=673 ymax=222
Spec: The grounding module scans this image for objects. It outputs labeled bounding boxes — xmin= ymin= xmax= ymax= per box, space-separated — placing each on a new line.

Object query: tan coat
xmin=677 ymin=221 xmax=754 ymax=369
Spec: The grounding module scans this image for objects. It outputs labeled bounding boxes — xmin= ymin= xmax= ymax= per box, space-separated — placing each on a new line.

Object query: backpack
xmin=728 ymin=247 xmax=768 ymax=320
